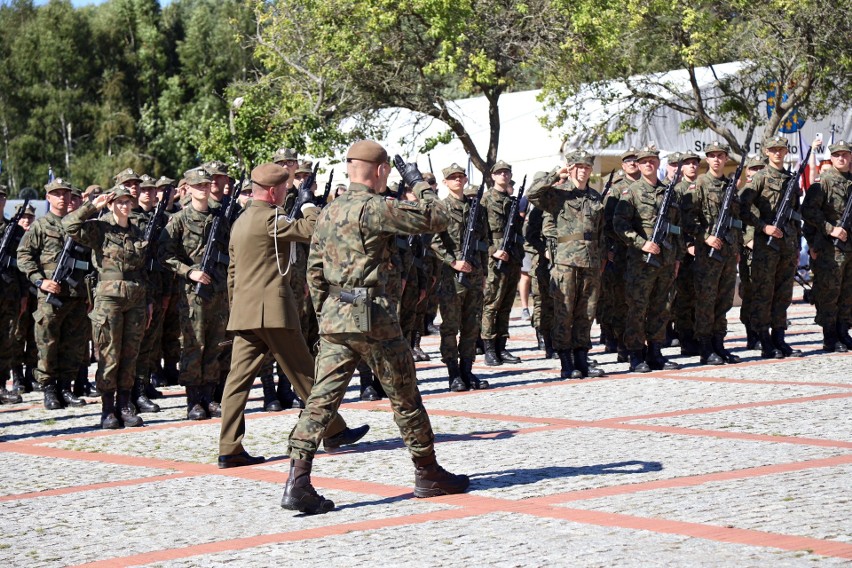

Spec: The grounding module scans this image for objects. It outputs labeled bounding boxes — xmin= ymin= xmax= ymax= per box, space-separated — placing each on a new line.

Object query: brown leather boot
xmin=280 ymin=459 xmax=334 ymax=514
xmin=413 ymin=454 xmax=469 ymax=498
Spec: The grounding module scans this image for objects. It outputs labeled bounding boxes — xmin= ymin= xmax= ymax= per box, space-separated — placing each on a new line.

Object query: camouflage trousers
xmin=161 ymin=291 xmax=182 ymax=367
xmin=749 ymin=235 xmax=798 ymax=331
xmin=13 ymin=296 xmax=37 ymax=369
xmin=600 ymin=250 xmax=628 ymax=344
xmin=0 ymin=294 xmax=19 ymax=374
xmin=33 ymin=297 xmax=88 ymax=385
xmin=811 ymin=247 xmax=852 ymax=328
xmin=177 ymin=287 xmax=228 ymax=387
xmin=738 ymin=247 xmax=754 ymax=330
xmin=90 ymin=288 xmax=147 ymax=392
xmin=623 ymin=255 xmax=676 ymax=351
xmin=481 ymin=258 xmax=521 ymax=340
xmin=530 ymin=255 xmax=553 ymax=332
xmin=438 ymin=268 xmax=484 ymax=362
xmin=288 ymin=329 xmax=435 ymax=462
xmin=672 ymin=254 xmax=696 ymax=336
xmin=692 ymin=244 xmax=737 ymax=339
xmin=550 ymin=265 xmax=600 ymax=351
xmin=399 ymin=266 xmax=422 ymax=334
xmin=136 ymin=295 xmax=165 ymax=379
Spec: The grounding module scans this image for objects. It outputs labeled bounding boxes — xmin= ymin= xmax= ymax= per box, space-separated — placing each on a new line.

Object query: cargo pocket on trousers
xmin=89 ymin=312 xmax=110 ymax=350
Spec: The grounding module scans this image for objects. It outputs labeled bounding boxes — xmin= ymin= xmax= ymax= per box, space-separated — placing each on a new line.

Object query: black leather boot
xmin=823 ymin=326 xmax=848 ymax=353
xmin=203 ymin=383 xmax=222 ymax=417
xmin=408 ymin=331 xmax=423 ymax=362
xmin=133 ymin=377 xmax=160 ymax=413
xmin=629 ymin=350 xmax=651 ymax=373
xmin=281 ymin=458 xmax=334 ymax=514
xmin=712 ymin=334 xmax=741 ymax=363
xmin=26 ymin=367 xmax=41 ymax=391
xmin=760 ymin=330 xmax=783 ymax=359
xmin=186 ymin=386 xmax=208 ymax=420
xmin=475 ymin=337 xmax=485 ymax=355
xmin=144 ymin=373 xmax=163 ymax=399
xmin=772 ymin=328 xmax=802 ymax=358
xmin=74 ymin=364 xmax=99 ymax=397
xmin=412 ymin=332 xmax=430 ymax=362
xmin=12 ymin=365 xmax=32 ymax=393
xmin=558 ymin=350 xmax=575 ymax=379
xmin=460 ymin=358 xmax=488 ymax=390
xmin=745 ymin=328 xmax=761 ymax=350
xmin=0 ymin=372 xmax=22 ymax=404
xmin=536 ymin=329 xmax=546 ymax=350
xmin=572 ymin=349 xmax=605 ymax=378
xmin=412 ymin=453 xmax=469 ymax=498
xmin=357 ymin=360 xmax=382 ymax=401
xmin=647 ymin=343 xmax=680 ymax=370
xmin=60 ymin=378 xmax=87 ymax=407
xmin=260 ymin=366 xmax=282 ymax=411
xmin=43 ymin=381 xmax=63 ymax=410
xmin=679 ymin=330 xmax=700 ymax=356
xmin=497 ymin=337 xmax=521 ymax=364
xmin=100 ymin=392 xmax=120 ymax=430
xmin=275 ymin=364 xmax=300 ymax=408
xmin=117 ymin=390 xmax=143 ymax=427
xmin=837 ymin=322 xmax=852 ymax=350
xmin=542 ymin=331 xmax=556 ymax=359
xmin=483 ymin=339 xmax=502 ymax=366
xmin=446 ymin=359 xmax=466 ymax=392
xmin=162 ymin=360 xmax=180 ymax=386
xmin=699 ymin=337 xmax=724 ymax=365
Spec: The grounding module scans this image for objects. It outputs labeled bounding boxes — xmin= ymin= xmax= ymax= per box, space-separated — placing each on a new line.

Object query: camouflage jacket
xmin=739 ymin=164 xmax=800 ymax=243
xmin=528 ymin=172 xmax=605 ymax=269
xmin=16 ymin=211 xmax=90 ymax=299
xmin=0 ymin=216 xmax=25 ymax=300
xmin=131 ymin=206 xmax=168 ymax=296
xmin=603 ymin=174 xmax=637 ymax=254
xmin=613 ymin=178 xmax=683 ymax=266
xmin=801 ymin=167 xmax=852 ymax=253
xmin=158 ymin=203 xmax=230 ymax=293
xmin=522 ymin=204 xmax=546 ymax=257
xmin=482 ymin=186 xmax=524 ymax=261
xmin=683 ymin=173 xmax=742 ymax=256
xmin=308 ymin=182 xmax=448 ymax=338
xmin=432 ymin=192 xmax=488 ymax=278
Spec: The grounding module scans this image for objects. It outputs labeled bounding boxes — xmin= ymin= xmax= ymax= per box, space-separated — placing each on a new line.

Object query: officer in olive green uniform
xmin=283 ymin=141 xmax=467 ymax=515
xmin=801 ymin=140 xmax=852 ymax=351
xmin=64 ymin=187 xmax=149 ymax=428
xmin=739 ymin=136 xmax=803 ymax=359
xmin=613 ymin=145 xmax=683 ymax=372
xmin=528 ymin=150 xmax=606 ymax=379
xmin=431 ymin=163 xmax=489 ymax=391
xmin=17 ymin=179 xmax=91 ymax=409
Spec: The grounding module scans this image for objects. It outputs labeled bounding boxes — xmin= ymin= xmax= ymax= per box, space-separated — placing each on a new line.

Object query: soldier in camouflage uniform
xmin=0 ymin=188 xmax=24 ymax=403
xmin=682 ymin=141 xmax=742 ymax=365
xmin=801 ymin=140 xmax=852 ymax=352
xmin=738 ymin=156 xmax=766 ymax=350
xmin=431 ymin=163 xmax=489 ymax=391
xmin=64 ymin=187 xmax=148 ymax=429
xmin=739 ymin=136 xmax=803 ymax=359
xmin=159 ymin=167 xmax=230 ymax=420
xmin=481 ymin=160 xmax=524 ymax=366
xmin=282 ymin=141 xmax=467 ymax=514
xmin=528 ymin=150 xmax=606 ymax=379
xmin=17 ymin=179 xmax=90 ymax=409
xmin=7 ymin=203 xmax=37 ymax=395
xmin=613 ymin=145 xmax=683 ymax=372
xmin=671 ymin=151 xmax=701 ymax=357
xmin=154 ymin=179 xmax=183 ymax=386
xmin=523 ymin=172 xmax=555 ymax=358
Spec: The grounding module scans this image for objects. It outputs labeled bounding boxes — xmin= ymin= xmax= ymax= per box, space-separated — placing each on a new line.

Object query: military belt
xmin=557 ymin=232 xmax=594 ymax=243
xmin=328 ymin=284 xmax=385 ymax=302
xmin=99 ymin=270 xmax=143 ymax=281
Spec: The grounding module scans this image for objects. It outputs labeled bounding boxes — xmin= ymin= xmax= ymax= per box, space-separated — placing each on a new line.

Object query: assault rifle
xmin=495 ymin=174 xmax=527 ymax=272
xmin=833 ymin=189 xmax=852 ymax=251
xmin=601 ymin=170 xmax=616 ymax=199
xmin=286 ymin=162 xmax=320 ymax=222
xmin=317 ymin=169 xmax=334 ymax=207
xmin=767 ymin=147 xmax=810 ymax=251
xmin=0 ymin=198 xmax=28 ymax=282
xmin=708 ymin=153 xmax=747 ymax=262
xmin=143 ymin=187 xmax=172 ymax=271
xmin=457 ymin=182 xmax=485 ymax=289
xmin=644 ymin=163 xmax=682 ymax=267
xmin=194 ymin=190 xmax=241 ymax=300
xmin=46 ymin=237 xmax=90 ymax=308
xmin=224 ymin=170 xmax=247 ymax=225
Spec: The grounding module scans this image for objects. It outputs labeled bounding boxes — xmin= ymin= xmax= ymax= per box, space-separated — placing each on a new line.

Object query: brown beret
xmin=251 ymin=162 xmax=290 ymax=187
xmin=346 ymin=140 xmax=388 ymax=164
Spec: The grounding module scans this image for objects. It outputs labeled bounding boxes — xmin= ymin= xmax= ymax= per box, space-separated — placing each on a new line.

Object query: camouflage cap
xmin=346 ymin=140 xmax=388 ymax=164
xmin=763 ymin=135 xmax=789 ymax=149
xmin=272 ymin=147 xmax=299 ymax=163
xmin=155 ymin=176 xmax=176 ymax=188
xmin=621 ymin=146 xmax=639 ymax=161
xmin=532 ymin=171 xmax=548 ymax=183
xmin=490 ymin=160 xmax=512 ymax=173
xmin=109 ymin=185 xmax=136 ymax=201
xmin=18 ymin=203 xmax=36 ymax=216
xmin=423 ymin=172 xmax=437 ymax=184
xmin=139 ymin=174 xmax=157 ymax=190
xmin=442 ymin=163 xmax=466 ymax=178
xmin=84 ymin=184 xmax=103 ymax=197
xmin=295 ymin=160 xmax=314 ymax=175
xmin=566 ymin=149 xmax=595 ymax=166
xmin=114 ymin=168 xmax=142 ymax=185
xmin=251 ymin=162 xmax=289 ymax=187
xmin=69 ymin=186 xmax=83 ymax=198
xmin=746 ymin=154 xmax=766 ymax=169
xmin=704 ymin=140 xmax=730 ymax=155
xmin=636 ymin=144 xmax=660 ymax=160
xmin=204 ymin=160 xmax=229 ymax=176
xmin=679 ymin=150 xmax=700 ymax=162
xmin=667 ymin=152 xmax=682 ymax=165
xmin=183 ymin=167 xmax=213 ymax=185
xmin=45 ymin=178 xmax=73 ymax=193
xmin=829 ymin=140 xmax=852 ymax=154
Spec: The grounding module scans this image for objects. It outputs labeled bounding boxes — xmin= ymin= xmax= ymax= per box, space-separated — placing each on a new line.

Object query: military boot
xmin=117 ymin=390 xmax=143 ymax=427
xmin=0 ymin=372 xmax=22 ymax=404
xmin=679 ymin=330 xmax=700 ymax=356
xmin=572 ymin=349 xmax=605 ymax=378
xmin=760 ymin=330 xmax=783 ymax=359
xmin=132 ymin=377 xmax=160 ymax=413
xmin=699 ymin=337 xmax=724 ymax=365
xmin=74 ymin=365 xmax=99 ymax=397
xmin=617 ymin=341 xmax=629 ymax=363
xmin=837 ymin=322 xmax=852 ymax=350
xmin=647 ymin=343 xmax=680 ymax=371
xmin=771 ymin=328 xmax=802 ymax=358
xmin=412 ymin=332 xmax=430 ymax=362
xmin=276 ymin=366 xmax=301 ymax=409
xmin=26 ymin=367 xmax=41 ymax=392
xmin=413 ymin=453 xmax=470 ymax=498
xmin=460 ymin=358 xmax=488 ymax=390
xmin=357 ymin=361 xmax=383 ymax=401
xmin=497 ymin=337 xmax=521 ymax=364
xmin=536 ymin=329 xmax=546 ymax=351
xmin=280 ymin=458 xmax=334 ymax=514
xmin=745 ymin=328 xmax=761 ymax=350
xmin=475 ymin=337 xmax=485 ymax=355
xmin=43 ymin=381 xmax=63 ymax=410
xmin=144 ymin=374 xmax=163 ymax=399
xmin=558 ymin=350 xmax=575 ymax=379
xmin=260 ymin=367 xmax=282 ymax=411
xmin=408 ymin=331 xmax=423 ymax=362
xmin=100 ymin=392 xmax=120 ymax=430
xmin=60 ymin=378 xmax=87 ymax=407
xmin=483 ymin=339 xmax=502 ymax=366
xmin=712 ymin=334 xmax=741 ymax=364
xmin=822 ymin=326 xmax=848 ymax=353
xmin=186 ymin=386 xmax=208 ymax=420
xmin=628 ymin=351 xmax=651 ymax=373
xmin=12 ymin=365 xmax=32 ymax=393
xmin=162 ymin=360 xmax=180 ymax=386
xmin=542 ymin=331 xmax=556 ymax=360
xmin=446 ymin=359 xmax=466 ymax=392
xmin=204 ymin=383 xmax=222 ymax=418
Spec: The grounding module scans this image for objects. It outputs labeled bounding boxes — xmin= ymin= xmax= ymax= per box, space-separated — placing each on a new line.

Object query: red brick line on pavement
xmin=655 ymin=373 xmax=852 ymax=390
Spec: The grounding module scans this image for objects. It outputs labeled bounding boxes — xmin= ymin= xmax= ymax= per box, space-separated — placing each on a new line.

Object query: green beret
xmin=829 ymin=140 xmax=851 ymax=154
xmin=114 ymin=168 xmax=142 ymax=185
xmin=763 ymin=135 xmax=789 ymax=149
xmin=442 ymin=163 xmax=466 ymax=178
xmin=272 ymin=147 xmax=299 ymax=163
xmin=636 ymin=144 xmax=660 ymax=160
xmin=346 ymin=140 xmax=388 ymax=164
xmin=490 ymin=160 xmax=512 ymax=173
xmin=566 ymin=149 xmax=595 ymax=166
xmin=45 ymin=178 xmax=73 ymax=193
xmin=704 ymin=140 xmax=730 ymax=155
xmin=251 ymin=162 xmax=289 ymax=187
xmin=184 ymin=167 xmax=212 ymax=185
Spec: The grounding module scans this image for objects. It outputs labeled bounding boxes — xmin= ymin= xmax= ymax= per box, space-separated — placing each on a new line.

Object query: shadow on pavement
xmin=470 ymin=460 xmax=664 ymax=490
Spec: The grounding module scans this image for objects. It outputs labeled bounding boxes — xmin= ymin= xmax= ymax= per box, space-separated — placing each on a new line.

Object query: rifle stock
xmin=457 ymin=183 xmax=486 ymax=289
xmin=644 ymin=164 xmax=682 ymax=267
xmin=708 ymin=153 xmax=747 ymax=262
xmin=766 ymin=147 xmax=810 ymax=251
xmin=495 ymin=175 xmax=527 ymax=272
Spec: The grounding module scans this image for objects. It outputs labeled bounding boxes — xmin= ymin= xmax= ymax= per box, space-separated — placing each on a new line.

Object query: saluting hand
xmin=92 ymin=193 xmax=114 ymax=210
xmin=188 ymin=270 xmax=212 ymax=285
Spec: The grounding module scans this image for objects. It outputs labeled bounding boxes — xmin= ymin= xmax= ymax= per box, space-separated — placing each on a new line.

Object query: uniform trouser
xmin=178 ymin=288 xmax=228 ymax=387
xmin=811 ymin=246 xmax=852 ymax=328
xmin=439 ymin=270 xmax=484 ymax=363
xmin=530 ymin=256 xmax=553 ymax=332
xmin=13 ymin=295 xmax=37 ymax=368
xmin=414 ymin=256 xmax=440 ymax=336
xmin=481 ymin=259 xmax=521 ymax=340
xmin=288 ymin=330 xmax=435 ymax=462
xmin=623 ymin=258 xmax=677 ymax=351
xmin=90 ymin=294 xmax=147 ymax=392
xmin=672 ymin=255 xmax=696 ymax=336
xmin=602 ymin=252 xmax=628 ymax=343
xmin=399 ymin=266 xmax=421 ymax=334
xmin=692 ymin=245 xmax=737 ymax=339
xmin=219 ymin=327 xmax=347 ymax=456
xmin=33 ymin=297 xmax=88 ymax=385
xmin=749 ymin=236 xmax=798 ymax=331
xmin=136 ymin=297 xmax=165 ymax=378
xmin=738 ymin=248 xmax=753 ymax=330
xmin=0 ymin=295 xmax=19 ymax=374
xmin=550 ymin=265 xmax=599 ymax=351
xmin=161 ymin=291 xmax=182 ymax=366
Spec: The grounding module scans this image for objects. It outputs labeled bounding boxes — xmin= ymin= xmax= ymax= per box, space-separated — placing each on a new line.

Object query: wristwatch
xmin=34 ymin=279 xmax=44 ymax=290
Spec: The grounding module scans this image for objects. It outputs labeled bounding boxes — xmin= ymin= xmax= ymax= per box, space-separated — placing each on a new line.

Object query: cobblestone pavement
xmin=1 ymin=291 xmax=850 ymax=567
